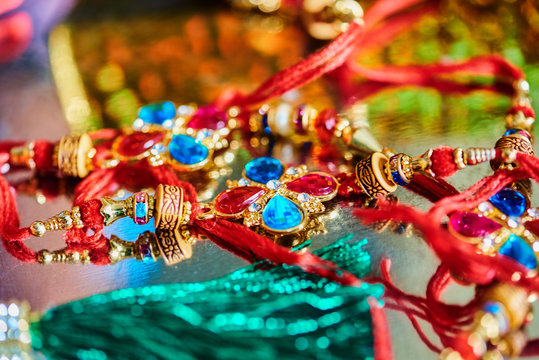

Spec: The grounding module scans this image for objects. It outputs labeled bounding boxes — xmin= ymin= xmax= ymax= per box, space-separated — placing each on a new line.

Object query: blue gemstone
xmin=489 ymin=188 xmax=526 ymax=217
xmin=261 ymin=113 xmax=271 ymax=135
xmin=391 ymin=171 xmax=408 ymax=186
xmin=138 ymin=101 xmax=176 ymax=125
xmin=169 ymin=134 xmax=209 ymax=165
xmin=262 ymin=195 xmax=303 ymax=231
xmin=135 ymin=203 xmax=146 ymax=218
xmin=504 ymin=129 xmax=519 ymax=136
xmin=498 ymin=234 xmax=537 ymax=269
xmin=245 ymin=157 xmax=284 ymax=184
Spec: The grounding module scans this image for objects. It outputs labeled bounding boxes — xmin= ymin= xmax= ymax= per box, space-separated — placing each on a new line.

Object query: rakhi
xmin=351 ymin=72 xmax=539 ymax=358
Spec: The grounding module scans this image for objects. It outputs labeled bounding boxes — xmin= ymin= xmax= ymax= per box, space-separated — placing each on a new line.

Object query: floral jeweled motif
xmin=212 ymin=157 xmax=340 ymax=245
xmin=448 ymin=186 xmax=539 ymax=270
xmin=110 ymin=102 xmax=234 ymax=171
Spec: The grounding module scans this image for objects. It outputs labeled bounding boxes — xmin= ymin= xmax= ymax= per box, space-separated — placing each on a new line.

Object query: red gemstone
xmin=449 ymin=212 xmax=502 ymax=238
xmin=286 ymin=173 xmax=338 ymax=196
xmin=314 ymin=109 xmax=338 ymax=143
xmin=187 ymin=105 xmax=227 ymax=130
xmin=116 ymin=132 xmax=165 ymax=157
xmin=214 ymin=186 xmax=266 ymax=215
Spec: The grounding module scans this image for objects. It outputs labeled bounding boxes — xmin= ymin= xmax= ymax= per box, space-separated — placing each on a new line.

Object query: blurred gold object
xmin=302 ymin=0 xmax=364 ymax=39
xmin=54 ymin=134 xmax=94 ymax=178
xmin=9 ymin=141 xmax=36 ymax=170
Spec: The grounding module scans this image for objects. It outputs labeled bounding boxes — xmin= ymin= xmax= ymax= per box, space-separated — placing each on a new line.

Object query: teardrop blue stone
xmin=169 ymin=134 xmax=209 ymax=165
xmin=489 ymin=188 xmax=526 ymax=217
xmin=245 ymin=157 xmax=284 ymax=184
xmin=498 ymin=234 xmax=537 ymax=269
xmin=262 ymin=195 xmax=303 ymax=231
xmin=138 ymin=101 xmax=176 ymax=125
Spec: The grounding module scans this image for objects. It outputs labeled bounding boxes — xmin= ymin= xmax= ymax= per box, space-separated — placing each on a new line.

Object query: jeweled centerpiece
xmin=450 ymin=186 xmax=539 ymax=271
xmin=213 ymin=157 xmax=339 ymax=243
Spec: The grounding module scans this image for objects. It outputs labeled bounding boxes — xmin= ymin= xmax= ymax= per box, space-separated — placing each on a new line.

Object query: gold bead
xmin=30 ymin=221 xmax=46 ymax=237
xmin=355 ymin=152 xmax=397 ymax=198
xmin=55 ymin=134 xmax=94 ymax=177
xmin=491 ymin=133 xmax=534 ymax=170
xmin=480 ymin=283 xmax=530 ymax=331
xmin=303 ymin=0 xmax=364 ymax=39
xmin=37 ymin=249 xmax=53 ymax=264
xmin=154 ymin=184 xmax=193 ymax=265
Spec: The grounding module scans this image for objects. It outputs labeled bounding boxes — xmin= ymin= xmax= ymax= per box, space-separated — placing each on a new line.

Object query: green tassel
xmin=30 ymin=237 xmax=383 ymax=360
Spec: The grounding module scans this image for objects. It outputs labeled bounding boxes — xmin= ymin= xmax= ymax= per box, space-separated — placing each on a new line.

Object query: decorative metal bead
xmin=506 ymin=111 xmax=535 ymax=133
xmin=100 ymin=192 xmax=155 ymax=226
xmin=55 ymin=134 xmax=94 ymax=177
xmin=29 ymin=221 xmax=46 ymax=237
xmin=29 ymin=207 xmax=84 ymax=237
xmin=9 ymin=141 xmax=36 ymax=169
xmin=480 ymin=283 xmax=530 ymax=332
xmin=387 ymin=154 xmax=413 ymax=185
xmin=355 ymin=152 xmax=397 ymax=198
xmin=37 ymin=249 xmax=53 ymax=264
xmin=303 ymin=0 xmax=364 ymax=39
xmin=491 ymin=133 xmax=534 ymax=170
xmin=154 ymin=184 xmax=193 ymax=265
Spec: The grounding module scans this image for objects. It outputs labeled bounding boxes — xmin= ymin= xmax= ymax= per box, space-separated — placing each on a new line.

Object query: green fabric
xmin=31 ymin=236 xmax=383 ymax=360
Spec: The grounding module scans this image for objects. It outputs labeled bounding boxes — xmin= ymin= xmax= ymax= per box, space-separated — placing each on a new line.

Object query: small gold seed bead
xmin=37 ymin=249 xmax=53 ymax=264
xmin=30 ymin=221 xmax=47 ymax=237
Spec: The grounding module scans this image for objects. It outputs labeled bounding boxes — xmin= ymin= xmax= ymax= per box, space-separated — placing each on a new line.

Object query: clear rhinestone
xmin=286 ymin=167 xmax=298 ymax=175
xmin=482 ymin=237 xmax=493 ymax=248
xmin=161 ymin=119 xmax=174 ymax=130
xmin=132 ymin=118 xmax=144 ymax=130
xmin=533 ymin=241 xmax=539 ymax=252
xmin=248 ymin=203 xmax=262 ymax=212
xmin=196 ymin=129 xmax=213 ymax=140
xmin=478 ymin=202 xmax=492 ymax=212
xmin=528 ymin=208 xmax=539 ymax=218
xmin=151 ymin=143 xmax=166 ymax=155
xmin=266 ymin=180 xmax=281 ymax=190
xmin=239 ymin=178 xmax=250 ymax=186
xmin=507 ymin=217 xmax=519 ymax=228
xmin=178 ymin=105 xmax=195 ymax=116
xmin=297 ymin=193 xmax=310 ymax=202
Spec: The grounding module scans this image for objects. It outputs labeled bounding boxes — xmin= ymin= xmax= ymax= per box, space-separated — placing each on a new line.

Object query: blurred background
xmin=0 ymin=0 xmax=538 ymax=359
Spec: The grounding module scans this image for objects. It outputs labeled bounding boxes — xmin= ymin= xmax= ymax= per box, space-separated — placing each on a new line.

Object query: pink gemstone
xmin=286 ymin=173 xmax=338 ymax=196
xmin=449 ymin=212 xmax=501 ymax=238
xmin=314 ymin=109 xmax=338 ymax=143
xmin=116 ymin=132 xmax=165 ymax=157
xmin=214 ymin=186 xmax=266 ymax=215
xmin=187 ymin=105 xmax=227 ymax=130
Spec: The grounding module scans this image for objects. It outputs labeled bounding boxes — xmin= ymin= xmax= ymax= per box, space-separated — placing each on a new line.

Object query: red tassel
xmin=368 ymin=297 xmax=394 ymax=360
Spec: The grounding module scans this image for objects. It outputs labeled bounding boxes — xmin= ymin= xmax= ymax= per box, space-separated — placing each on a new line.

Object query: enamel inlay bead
xmin=498 ymin=234 xmax=537 ymax=269
xmin=169 ymin=134 xmax=209 ymax=165
xmin=286 ymin=173 xmax=337 ymax=196
xmin=262 ymin=195 xmax=303 ymax=231
xmin=489 ymin=188 xmax=527 ymax=217
xmin=245 ymin=157 xmax=284 ymax=184
xmin=134 ymin=192 xmax=148 ymax=225
xmin=214 ymin=187 xmax=266 ymax=215
xmin=449 ymin=212 xmax=501 ymax=238
xmin=116 ymin=132 xmax=165 ymax=157
xmin=138 ymin=101 xmax=176 ymax=125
